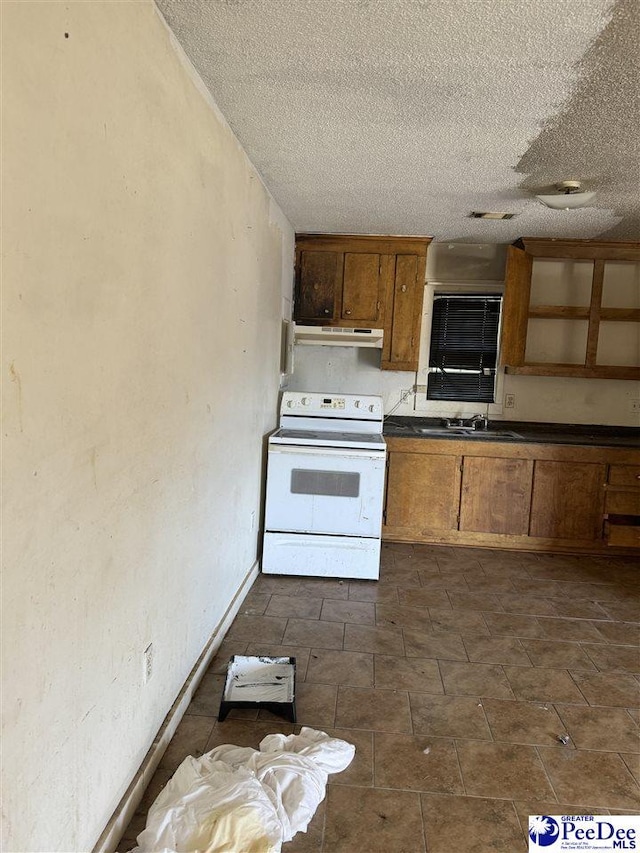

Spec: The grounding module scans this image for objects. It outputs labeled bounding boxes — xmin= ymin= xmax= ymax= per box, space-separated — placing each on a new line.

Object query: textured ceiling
xmin=156 ymin=0 xmax=640 ymax=242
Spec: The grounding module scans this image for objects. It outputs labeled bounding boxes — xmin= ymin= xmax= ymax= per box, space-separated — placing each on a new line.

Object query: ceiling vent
xmin=469 ymin=212 xmax=516 ymax=220
xmin=535 ymin=180 xmax=597 ymax=210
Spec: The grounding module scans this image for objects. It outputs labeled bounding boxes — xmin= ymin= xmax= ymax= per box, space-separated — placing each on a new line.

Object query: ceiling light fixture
xmin=469 ymin=211 xmax=516 ymax=220
xmin=535 ymin=180 xmax=597 ymax=210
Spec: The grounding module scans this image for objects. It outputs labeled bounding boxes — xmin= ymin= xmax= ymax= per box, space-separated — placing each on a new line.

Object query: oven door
xmin=265 ymin=444 xmax=386 ymax=537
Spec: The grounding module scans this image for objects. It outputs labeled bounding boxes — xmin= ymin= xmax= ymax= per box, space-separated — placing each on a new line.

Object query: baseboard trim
xmin=93 ymin=559 xmax=260 ymax=853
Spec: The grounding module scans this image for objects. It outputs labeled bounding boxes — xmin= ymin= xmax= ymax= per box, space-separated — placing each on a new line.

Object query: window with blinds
xmin=427 ymin=294 xmax=502 ymax=402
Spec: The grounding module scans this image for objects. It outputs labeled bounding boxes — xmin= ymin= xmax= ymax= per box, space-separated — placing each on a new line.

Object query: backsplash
xmin=289 ymin=346 xmax=640 ymax=427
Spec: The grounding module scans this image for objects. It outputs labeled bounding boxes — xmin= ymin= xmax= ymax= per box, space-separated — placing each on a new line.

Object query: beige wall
xmin=2 ymin=2 xmax=293 ymax=850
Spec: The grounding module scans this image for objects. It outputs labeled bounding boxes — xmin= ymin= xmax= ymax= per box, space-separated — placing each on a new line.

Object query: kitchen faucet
xmin=441 ymin=414 xmax=489 ymax=430
xmin=467 ymin=413 xmax=488 ymax=430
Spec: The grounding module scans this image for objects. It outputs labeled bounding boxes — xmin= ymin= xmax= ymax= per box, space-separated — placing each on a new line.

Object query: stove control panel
xmin=280 ymin=392 xmax=383 ymax=421
xmin=320 ymin=397 xmax=346 ymax=410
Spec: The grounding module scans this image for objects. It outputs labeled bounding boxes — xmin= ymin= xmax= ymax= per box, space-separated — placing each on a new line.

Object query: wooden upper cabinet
xmin=500 ymin=238 xmax=640 ymax=380
xmin=296 ymin=250 xmax=340 ymax=320
xmin=381 ymin=253 xmax=428 ymax=371
xmin=294 ymin=234 xmax=431 ymax=370
xmin=341 ymin=252 xmax=383 ymax=322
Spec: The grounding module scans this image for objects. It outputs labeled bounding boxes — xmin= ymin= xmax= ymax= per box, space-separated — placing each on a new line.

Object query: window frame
xmin=414 ymin=281 xmax=505 ymax=416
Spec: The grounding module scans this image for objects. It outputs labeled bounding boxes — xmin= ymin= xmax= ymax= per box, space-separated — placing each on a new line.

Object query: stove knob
xmin=286 ymin=399 xmax=296 ymax=408
xmin=354 ymin=400 xmax=363 ymax=408
xmin=301 ymin=397 xmax=311 ymax=406
xmin=369 ymin=404 xmax=377 ymax=412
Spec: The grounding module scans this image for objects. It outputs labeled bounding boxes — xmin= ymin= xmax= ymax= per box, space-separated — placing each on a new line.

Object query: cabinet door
xmin=530 ymin=461 xmax=606 ymax=541
xmin=385 ymin=451 xmax=461 ymax=533
xmin=296 ymin=250 xmax=341 ymax=321
xmin=381 ymin=253 xmax=426 ymax=371
xmin=341 ymin=253 xmax=382 ymax=323
xmin=500 ymin=244 xmax=532 ymax=368
xmin=459 ymin=457 xmax=533 ymax=535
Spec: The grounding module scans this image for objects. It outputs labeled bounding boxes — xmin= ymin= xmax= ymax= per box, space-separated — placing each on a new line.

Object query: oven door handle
xmin=268 ymin=444 xmax=385 ymax=461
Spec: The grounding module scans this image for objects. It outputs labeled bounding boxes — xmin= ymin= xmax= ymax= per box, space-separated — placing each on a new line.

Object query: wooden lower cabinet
xmin=529 ymin=461 xmax=606 ymax=542
xmin=383 ymin=436 xmax=639 ymax=554
xmin=460 ymin=457 xmax=533 ymax=535
xmin=385 ymin=451 xmax=461 ymax=535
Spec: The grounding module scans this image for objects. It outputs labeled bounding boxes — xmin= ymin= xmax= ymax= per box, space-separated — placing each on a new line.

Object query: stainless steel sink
xmin=412 ymin=427 xmax=522 ymax=439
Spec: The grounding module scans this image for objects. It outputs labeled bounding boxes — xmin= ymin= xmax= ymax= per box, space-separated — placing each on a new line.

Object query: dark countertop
xmin=383 ymin=416 xmax=640 ymax=449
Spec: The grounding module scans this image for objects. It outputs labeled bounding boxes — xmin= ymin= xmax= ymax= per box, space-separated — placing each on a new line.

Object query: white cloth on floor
xmin=131 ymin=726 xmax=355 ymax=853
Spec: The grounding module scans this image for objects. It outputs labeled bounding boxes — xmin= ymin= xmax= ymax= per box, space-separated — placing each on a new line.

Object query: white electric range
xmin=262 ymin=392 xmax=386 ymax=580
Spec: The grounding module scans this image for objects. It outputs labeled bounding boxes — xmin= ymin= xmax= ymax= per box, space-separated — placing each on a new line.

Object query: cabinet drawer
xmin=605 ymin=490 xmax=640 ymax=515
xmin=607 ymin=524 xmax=640 ymax=548
xmin=609 ymin=465 xmax=640 ymax=487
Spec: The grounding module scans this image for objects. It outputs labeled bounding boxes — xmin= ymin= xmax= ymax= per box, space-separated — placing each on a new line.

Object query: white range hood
xmin=294 ymin=324 xmax=384 ymax=348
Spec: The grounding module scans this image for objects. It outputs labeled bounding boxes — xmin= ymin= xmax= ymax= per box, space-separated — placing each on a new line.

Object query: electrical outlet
xmin=629 ymin=399 xmax=640 ymax=413
xmin=143 ymin=643 xmax=153 ymax=684
xmin=504 ymin=393 xmax=516 ymax=409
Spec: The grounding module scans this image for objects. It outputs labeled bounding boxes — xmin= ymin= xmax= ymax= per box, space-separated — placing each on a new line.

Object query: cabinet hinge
xmin=456 ymin=514 xmax=460 ymax=526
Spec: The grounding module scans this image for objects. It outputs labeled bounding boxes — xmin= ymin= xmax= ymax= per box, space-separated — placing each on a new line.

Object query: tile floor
xmin=119 ymin=544 xmax=640 ymax=852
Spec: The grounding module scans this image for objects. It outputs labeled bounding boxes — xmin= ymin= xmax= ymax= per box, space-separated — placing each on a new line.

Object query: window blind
xmin=427 ymin=294 xmax=502 ymax=402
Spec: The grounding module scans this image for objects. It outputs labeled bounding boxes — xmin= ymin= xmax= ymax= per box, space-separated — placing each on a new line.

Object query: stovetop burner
xmin=278 ymin=428 xmax=382 ymax=442
xmin=270 ymin=427 xmax=385 ymax=450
